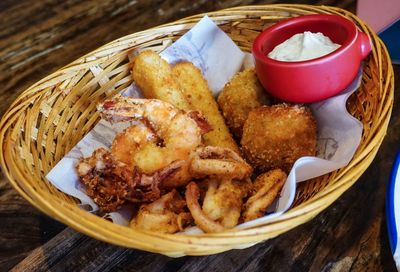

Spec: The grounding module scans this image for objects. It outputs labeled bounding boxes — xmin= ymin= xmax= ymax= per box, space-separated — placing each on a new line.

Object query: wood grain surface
xmin=0 ymin=0 xmax=398 ymax=271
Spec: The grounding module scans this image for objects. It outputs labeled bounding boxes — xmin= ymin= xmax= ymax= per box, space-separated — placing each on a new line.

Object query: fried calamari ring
xmin=202 ymin=179 xmax=249 ymax=228
xmin=185 ymin=182 xmax=225 ymax=233
xmin=131 ymin=189 xmax=191 ymax=233
xmin=190 ymin=146 xmax=253 ymax=180
xmin=242 ymin=169 xmax=287 ymax=222
xmin=241 ymin=104 xmax=317 ymax=172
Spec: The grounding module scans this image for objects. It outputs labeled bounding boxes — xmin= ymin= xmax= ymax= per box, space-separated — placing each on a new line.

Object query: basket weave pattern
xmin=0 ymin=4 xmax=393 ymax=256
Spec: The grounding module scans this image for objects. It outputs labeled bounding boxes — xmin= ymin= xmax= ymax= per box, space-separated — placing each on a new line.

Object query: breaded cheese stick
xmin=172 ymin=62 xmax=240 ymax=154
xmin=132 ymin=50 xmax=191 ymax=111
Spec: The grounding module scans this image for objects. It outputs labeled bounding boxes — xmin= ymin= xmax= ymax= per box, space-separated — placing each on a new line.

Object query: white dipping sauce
xmin=268 ymin=31 xmax=340 ymax=62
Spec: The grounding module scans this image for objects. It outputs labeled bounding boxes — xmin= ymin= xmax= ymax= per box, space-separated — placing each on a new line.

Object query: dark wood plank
xmin=0 ymin=0 xmax=397 ymax=271
xmin=0 ymin=172 xmax=65 ymax=271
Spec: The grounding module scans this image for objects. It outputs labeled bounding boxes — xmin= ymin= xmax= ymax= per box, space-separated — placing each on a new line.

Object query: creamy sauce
xmin=268 ymin=31 xmax=341 ymax=62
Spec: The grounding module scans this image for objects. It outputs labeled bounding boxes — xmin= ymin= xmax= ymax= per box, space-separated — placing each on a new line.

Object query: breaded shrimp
xmin=111 ymin=123 xmax=158 ymax=169
xmin=100 ymin=96 xmax=204 ymax=187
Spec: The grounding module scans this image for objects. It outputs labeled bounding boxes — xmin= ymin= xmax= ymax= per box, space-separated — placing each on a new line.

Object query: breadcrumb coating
xmin=241 ymin=104 xmax=317 ymax=172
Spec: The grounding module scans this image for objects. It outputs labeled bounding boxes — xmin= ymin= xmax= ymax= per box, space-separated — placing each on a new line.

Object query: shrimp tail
xmin=99 ymin=96 xmax=146 ymax=122
xmin=187 ymin=111 xmax=213 ymax=135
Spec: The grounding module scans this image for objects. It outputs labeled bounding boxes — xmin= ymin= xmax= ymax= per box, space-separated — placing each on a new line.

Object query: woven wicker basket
xmin=0 ymin=4 xmax=394 ymax=256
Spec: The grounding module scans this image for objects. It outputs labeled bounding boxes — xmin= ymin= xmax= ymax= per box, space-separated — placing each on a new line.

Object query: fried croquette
xmin=217 ymin=68 xmax=271 ymax=139
xmin=241 ymin=104 xmax=317 ymax=172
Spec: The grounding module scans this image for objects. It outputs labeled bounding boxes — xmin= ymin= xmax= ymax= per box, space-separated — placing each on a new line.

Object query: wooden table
xmin=0 ymin=0 xmax=398 ymax=271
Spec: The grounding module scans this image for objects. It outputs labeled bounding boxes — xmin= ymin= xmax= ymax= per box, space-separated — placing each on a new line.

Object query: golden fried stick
xmin=132 ymin=51 xmax=191 ymax=111
xmin=242 ymin=169 xmax=287 ymax=222
xmin=172 ymin=62 xmax=240 ymax=153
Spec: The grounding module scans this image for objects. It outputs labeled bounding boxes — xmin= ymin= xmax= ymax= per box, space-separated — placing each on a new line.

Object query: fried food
xmin=100 ymin=96 xmax=205 ymax=187
xmin=241 ymin=104 xmax=317 ymax=172
xmin=111 ymin=124 xmax=158 ymax=169
xmin=185 ymin=181 xmax=225 ymax=233
xmin=131 ymin=190 xmax=191 ymax=233
xmin=132 ymin=50 xmax=191 ymax=111
xmin=76 ymin=54 xmax=322 ymax=233
xmin=77 ymin=148 xmax=138 ymax=212
xmin=217 ymin=68 xmax=271 ymax=139
xmin=242 ymin=169 xmax=287 ymax=222
xmin=190 ymin=146 xmax=252 ymax=180
xmin=202 ymin=178 xmax=250 ymax=228
xmin=172 ymin=62 xmax=240 ymax=154
xmin=77 ymin=147 xmax=190 ymax=211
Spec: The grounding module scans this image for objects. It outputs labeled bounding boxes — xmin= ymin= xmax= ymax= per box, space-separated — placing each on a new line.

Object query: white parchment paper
xmin=46 ymin=16 xmax=363 ymax=229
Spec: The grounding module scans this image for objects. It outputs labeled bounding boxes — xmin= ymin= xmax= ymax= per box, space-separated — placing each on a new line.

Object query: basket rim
xmin=0 ymin=3 xmax=394 ymax=255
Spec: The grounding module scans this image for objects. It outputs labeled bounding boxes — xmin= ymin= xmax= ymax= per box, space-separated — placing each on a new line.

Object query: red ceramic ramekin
xmin=252 ymin=14 xmax=372 ymax=103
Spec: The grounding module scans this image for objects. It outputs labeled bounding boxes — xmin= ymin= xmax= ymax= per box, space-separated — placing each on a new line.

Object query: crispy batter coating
xmin=111 ymin=124 xmax=158 ymax=169
xmin=131 ymin=190 xmax=192 ymax=234
xmin=132 ymin=50 xmax=191 ymax=111
xmin=172 ymin=62 xmax=240 ymax=154
xmin=190 ymin=146 xmax=252 ymax=180
xmin=100 ymin=96 xmax=204 ymax=187
xmin=76 ymin=53 xmax=323 ymax=232
xmin=76 ymin=148 xmax=139 ymax=212
xmin=77 ymin=148 xmax=184 ymax=212
xmin=241 ymin=104 xmax=317 ymax=172
xmin=202 ymin=178 xmax=249 ymax=228
xmin=217 ymin=68 xmax=271 ymax=139
xmin=185 ymin=181 xmax=225 ymax=233
xmin=242 ymin=169 xmax=287 ymax=222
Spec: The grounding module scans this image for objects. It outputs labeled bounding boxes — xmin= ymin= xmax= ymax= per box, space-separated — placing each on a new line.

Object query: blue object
xmin=379 ymin=18 xmax=400 ymax=64
xmin=387 ymin=151 xmax=400 ymax=271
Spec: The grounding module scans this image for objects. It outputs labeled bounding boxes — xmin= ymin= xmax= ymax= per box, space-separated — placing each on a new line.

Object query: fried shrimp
xmin=111 ymin=124 xmax=158 ymax=169
xmin=172 ymin=62 xmax=240 ymax=154
xmin=76 ymin=148 xmax=138 ymax=212
xmin=99 ymin=96 xmax=205 ymax=187
xmin=217 ymin=68 xmax=271 ymax=139
xmin=132 ymin=50 xmax=191 ymax=111
xmin=243 ymin=169 xmax=287 ymax=222
xmin=131 ymin=190 xmax=191 ymax=233
xmin=77 ymin=148 xmax=183 ymax=211
xmin=190 ymin=146 xmax=253 ymax=180
xmin=241 ymin=104 xmax=317 ymax=172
